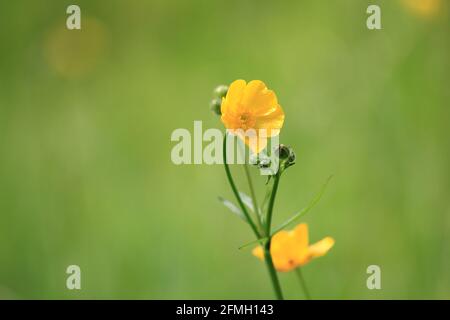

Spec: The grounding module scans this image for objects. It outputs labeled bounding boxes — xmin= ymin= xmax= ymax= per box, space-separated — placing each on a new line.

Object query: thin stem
xmin=295 ymin=268 xmax=311 ymax=300
xmin=262 ymin=168 xmax=284 ymax=300
xmin=265 ymin=171 xmax=281 ymax=236
xmin=222 ymin=132 xmax=260 ymax=238
xmin=243 ymin=164 xmax=264 ymax=234
xmin=223 ymin=132 xmax=282 ymax=299
xmin=264 ymin=239 xmax=284 ymax=300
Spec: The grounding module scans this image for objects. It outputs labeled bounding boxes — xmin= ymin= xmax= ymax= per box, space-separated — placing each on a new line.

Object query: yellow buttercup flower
xmin=252 ymin=223 xmax=334 ymax=272
xmin=401 ymin=0 xmax=442 ymax=18
xmin=221 ymin=80 xmax=285 ymax=154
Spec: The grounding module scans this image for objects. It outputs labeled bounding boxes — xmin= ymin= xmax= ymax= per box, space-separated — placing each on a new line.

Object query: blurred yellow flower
xmin=221 ymin=80 xmax=285 ymax=154
xmin=43 ymin=18 xmax=108 ymax=78
xmin=401 ymin=0 xmax=442 ymax=18
xmin=253 ymin=223 xmax=334 ymax=272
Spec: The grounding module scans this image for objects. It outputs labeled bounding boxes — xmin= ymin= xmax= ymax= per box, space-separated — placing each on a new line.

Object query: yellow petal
xmin=252 ymin=246 xmax=264 ymax=261
xmin=245 ymin=135 xmax=268 ymax=154
xmin=292 ymin=223 xmax=309 ymax=249
xmin=221 ymin=108 xmax=239 ymax=129
xmin=252 ymin=241 xmax=296 ymax=272
xmin=308 ymin=237 xmax=335 ymax=258
xmin=254 ymin=104 xmax=285 ymax=136
xmin=270 ymin=230 xmax=297 ymax=272
xmin=270 ymin=230 xmax=291 ymax=255
xmin=221 ymin=79 xmax=246 ymax=115
xmin=232 ymin=128 xmax=268 ymax=154
xmin=252 ymin=224 xmax=334 ymax=271
xmin=276 ymin=262 xmax=297 ymax=272
xmin=242 ymin=80 xmax=278 ymax=115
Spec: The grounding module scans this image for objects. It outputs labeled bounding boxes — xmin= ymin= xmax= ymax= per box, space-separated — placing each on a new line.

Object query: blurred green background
xmin=0 ymin=0 xmax=449 ymax=299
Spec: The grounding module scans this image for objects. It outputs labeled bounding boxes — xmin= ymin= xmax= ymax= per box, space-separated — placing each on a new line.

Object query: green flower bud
xmin=213 ymin=85 xmax=229 ymax=99
xmin=210 ymin=98 xmax=222 ymax=115
xmin=288 ymin=151 xmax=296 ymax=164
xmin=274 ymin=144 xmax=296 ymax=173
xmin=276 ymin=144 xmax=291 ymax=160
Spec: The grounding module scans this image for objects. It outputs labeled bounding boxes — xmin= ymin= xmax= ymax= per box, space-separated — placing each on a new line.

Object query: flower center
xmin=238 ymin=112 xmax=255 ymax=130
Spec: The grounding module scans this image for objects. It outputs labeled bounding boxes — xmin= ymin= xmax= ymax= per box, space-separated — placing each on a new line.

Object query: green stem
xmin=243 ymin=164 xmax=264 ymax=233
xmin=223 ymin=132 xmax=260 ymax=238
xmin=295 ymin=268 xmax=311 ymax=300
xmin=265 ymin=171 xmax=281 ymax=236
xmin=264 ymin=239 xmax=284 ymax=300
xmin=263 ymin=168 xmax=284 ymax=300
xmin=223 ymin=131 xmax=283 ymax=299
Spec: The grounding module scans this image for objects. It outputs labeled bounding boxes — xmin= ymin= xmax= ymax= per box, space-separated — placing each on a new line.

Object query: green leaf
xmin=238 ymin=175 xmax=333 ymax=250
xmin=238 ymin=236 xmax=268 ymax=250
xmin=218 ymin=196 xmax=247 ymax=223
xmin=238 ymin=191 xmax=255 ymax=212
xmin=272 ymin=175 xmax=333 ymax=234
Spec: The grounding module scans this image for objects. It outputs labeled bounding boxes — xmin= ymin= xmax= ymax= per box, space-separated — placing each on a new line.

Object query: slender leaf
xmin=218 ymin=196 xmax=247 ymax=223
xmin=238 ymin=236 xmax=268 ymax=250
xmin=238 ymin=175 xmax=334 ymax=250
xmin=238 ymin=191 xmax=255 ymax=212
xmin=272 ymin=175 xmax=333 ymax=234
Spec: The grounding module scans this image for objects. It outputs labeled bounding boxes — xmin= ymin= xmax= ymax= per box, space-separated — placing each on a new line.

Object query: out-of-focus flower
xmin=221 ymin=80 xmax=285 ymax=154
xmin=252 ymin=223 xmax=334 ymax=272
xmin=43 ymin=18 xmax=108 ymax=78
xmin=401 ymin=0 xmax=442 ymax=18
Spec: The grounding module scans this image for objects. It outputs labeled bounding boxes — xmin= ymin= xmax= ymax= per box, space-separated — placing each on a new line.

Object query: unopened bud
xmin=213 ymin=85 xmax=228 ymax=99
xmin=275 ymin=144 xmax=296 ymax=173
xmin=276 ymin=144 xmax=291 ymax=160
xmin=210 ymin=98 xmax=222 ymax=115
